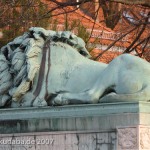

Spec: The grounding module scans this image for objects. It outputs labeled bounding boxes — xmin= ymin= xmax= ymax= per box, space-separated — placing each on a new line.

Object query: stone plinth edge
xmin=0 ymin=102 xmax=149 ymax=134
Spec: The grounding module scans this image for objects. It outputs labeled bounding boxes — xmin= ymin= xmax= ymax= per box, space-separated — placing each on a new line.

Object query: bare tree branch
xmin=46 ymin=0 xmax=91 ymax=7
xmin=110 ymin=0 xmax=150 ymax=7
xmin=124 ymin=12 xmax=150 ymax=53
xmin=94 ymin=26 xmax=138 ymax=60
xmin=130 ymin=35 xmax=150 ymax=57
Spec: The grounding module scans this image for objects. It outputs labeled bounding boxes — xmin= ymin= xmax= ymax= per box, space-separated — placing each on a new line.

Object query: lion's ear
xmin=70 ymin=33 xmax=77 ymax=39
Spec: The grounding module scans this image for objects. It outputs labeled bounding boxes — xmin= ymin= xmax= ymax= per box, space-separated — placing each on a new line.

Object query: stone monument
xmin=0 ymin=27 xmax=150 ymax=150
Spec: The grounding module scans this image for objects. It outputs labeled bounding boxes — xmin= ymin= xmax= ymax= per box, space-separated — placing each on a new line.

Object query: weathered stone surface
xmin=117 ymin=125 xmax=150 ymax=150
xmin=0 ymin=102 xmax=150 ymax=149
xmin=0 ymin=102 xmax=147 ymax=133
xmin=0 ymin=131 xmax=116 ymax=150
xmin=117 ymin=127 xmax=138 ymax=150
xmin=139 ymin=126 xmax=150 ymax=150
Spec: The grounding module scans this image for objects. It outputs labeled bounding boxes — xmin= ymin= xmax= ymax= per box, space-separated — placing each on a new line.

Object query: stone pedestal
xmin=0 ymin=102 xmax=150 ymax=150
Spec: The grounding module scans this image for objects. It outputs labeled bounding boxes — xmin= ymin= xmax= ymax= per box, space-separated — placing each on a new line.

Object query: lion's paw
xmin=33 ymin=96 xmax=47 ymax=107
xmin=52 ymin=94 xmax=70 ymax=105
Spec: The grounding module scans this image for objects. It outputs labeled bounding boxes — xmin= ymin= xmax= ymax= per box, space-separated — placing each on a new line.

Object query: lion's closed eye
xmin=79 ymin=50 xmax=87 ymax=56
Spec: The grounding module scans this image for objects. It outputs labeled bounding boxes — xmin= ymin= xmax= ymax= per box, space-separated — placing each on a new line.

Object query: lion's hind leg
xmin=99 ymin=86 xmax=150 ymax=103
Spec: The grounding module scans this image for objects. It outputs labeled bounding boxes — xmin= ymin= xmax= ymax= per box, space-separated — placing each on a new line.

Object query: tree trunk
xmin=100 ymin=0 xmax=121 ymax=29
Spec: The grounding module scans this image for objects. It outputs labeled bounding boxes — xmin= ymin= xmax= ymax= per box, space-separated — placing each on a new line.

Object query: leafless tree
xmin=0 ymin=0 xmax=49 ymax=46
xmin=39 ymin=0 xmax=150 ymax=61
xmin=0 ymin=0 xmax=150 ymax=61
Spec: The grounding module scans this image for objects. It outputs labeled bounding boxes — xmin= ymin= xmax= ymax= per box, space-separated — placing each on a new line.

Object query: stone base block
xmin=0 ymin=102 xmax=150 ymax=150
xmin=0 ymin=131 xmax=116 ymax=150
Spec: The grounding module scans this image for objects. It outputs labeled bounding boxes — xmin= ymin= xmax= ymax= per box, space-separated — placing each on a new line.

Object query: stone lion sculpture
xmin=0 ymin=27 xmax=150 ymax=108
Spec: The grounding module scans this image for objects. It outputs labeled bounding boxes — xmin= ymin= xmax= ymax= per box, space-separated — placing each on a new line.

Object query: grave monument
xmin=0 ymin=27 xmax=150 ymax=150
